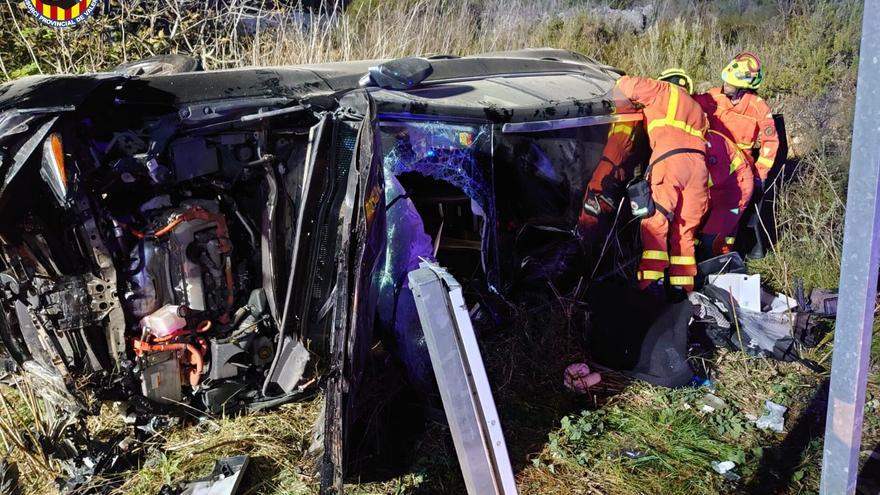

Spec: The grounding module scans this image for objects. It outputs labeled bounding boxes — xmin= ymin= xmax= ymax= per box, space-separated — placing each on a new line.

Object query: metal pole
xmin=820 ymin=1 xmax=880 ymax=493
xmin=409 ymin=262 xmax=518 ymax=495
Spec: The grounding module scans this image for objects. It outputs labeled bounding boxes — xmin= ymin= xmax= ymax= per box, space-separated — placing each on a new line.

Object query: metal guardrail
xmin=409 ymin=261 xmax=518 ymax=495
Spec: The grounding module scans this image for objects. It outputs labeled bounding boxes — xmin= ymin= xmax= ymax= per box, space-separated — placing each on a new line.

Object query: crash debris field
xmin=0 ymin=0 xmax=868 ymax=494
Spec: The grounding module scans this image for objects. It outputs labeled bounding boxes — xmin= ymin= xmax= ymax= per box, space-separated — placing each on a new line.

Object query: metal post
xmin=409 ymin=262 xmax=518 ymax=495
xmin=820 ymin=2 xmax=880 ymax=493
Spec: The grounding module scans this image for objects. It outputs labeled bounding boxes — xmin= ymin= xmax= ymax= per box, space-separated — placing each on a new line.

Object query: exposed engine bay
xmin=0 ymin=106 xmax=317 ymax=416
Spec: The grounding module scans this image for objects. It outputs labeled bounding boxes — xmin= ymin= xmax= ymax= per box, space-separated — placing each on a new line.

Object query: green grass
xmin=519 ymin=356 xmax=836 ymax=495
xmin=541 ymin=388 xmax=748 ymax=494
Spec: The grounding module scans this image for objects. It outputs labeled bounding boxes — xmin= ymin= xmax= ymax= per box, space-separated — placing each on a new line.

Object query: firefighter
xmin=578 ymin=119 xmax=637 ymax=242
xmin=659 ymin=69 xmax=755 ymax=257
xmin=616 ymin=74 xmax=709 ymax=293
xmin=700 ymin=130 xmax=755 ymax=256
xmin=693 ymin=52 xmax=780 ymax=185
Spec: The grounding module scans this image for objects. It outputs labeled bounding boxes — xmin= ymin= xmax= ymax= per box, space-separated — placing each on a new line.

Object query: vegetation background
xmin=0 ymin=0 xmax=868 ymax=493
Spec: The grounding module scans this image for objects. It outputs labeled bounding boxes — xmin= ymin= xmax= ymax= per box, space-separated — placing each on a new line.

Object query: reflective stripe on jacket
xmin=616 ymin=75 xmax=708 ymax=156
xmin=693 ymin=87 xmax=780 ymax=181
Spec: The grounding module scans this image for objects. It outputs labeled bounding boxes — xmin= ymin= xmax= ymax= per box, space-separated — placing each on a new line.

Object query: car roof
xmin=0 ymin=49 xmax=631 ymax=120
xmin=371 ymin=72 xmax=621 ymax=123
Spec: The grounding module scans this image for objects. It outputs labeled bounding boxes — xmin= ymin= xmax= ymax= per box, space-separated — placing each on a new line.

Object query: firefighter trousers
xmin=637 ymin=152 xmax=709 ymax=292
xmin=701 ymin=166 xmax=754 ymax=256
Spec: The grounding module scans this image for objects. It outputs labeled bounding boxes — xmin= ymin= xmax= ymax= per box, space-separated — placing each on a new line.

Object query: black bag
xmin=587 ymin=283 xmax=695 ymax=387
xmin=626 ymin=300 xmax=697 ymax=388
xmin=627 ymin=179 xmax=655 ymax=218
xmin=627 ymin=147 xmax=705 ymax=220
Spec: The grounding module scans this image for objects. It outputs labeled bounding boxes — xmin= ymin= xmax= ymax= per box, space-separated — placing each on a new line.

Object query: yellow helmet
xmin=721 ymin=52 xmax=764 ymax=90
xmin=658 ymin=68 xmax=694 ymax=95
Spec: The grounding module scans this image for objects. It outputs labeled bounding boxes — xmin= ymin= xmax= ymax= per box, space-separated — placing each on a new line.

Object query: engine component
xmin=199 ymin=383 xmax=248 ymax=415
xmin=209 ymin=340 xmax=250 ymax=381
xmin=76 ymin=201 xmax=127 ymax=368
xmin=139 ymin=351 xmax=183 ymax=404
xmin=251 ymin=335 xmax=274 ymax=367
xmin=43 ymin=275 xmax=118 ymax=333
xmin=134 ymin=338 xmax=204 ymax=388
xmin=140 ymin=304 xmax=187 ymax=339
xmin=170 ymin=137 xmax=220 ymax=182
xmin=126 ymin=201 xmax=235 ymax=321
xmin=264 ymin=337 xmax=308 ymax=394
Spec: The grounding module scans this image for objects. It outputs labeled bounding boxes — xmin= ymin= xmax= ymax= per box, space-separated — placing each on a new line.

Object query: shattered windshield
xmin=378 ymin=119 xmax=499 ymax=283
xmin=379 ymin=120 xmax=494 ymax=218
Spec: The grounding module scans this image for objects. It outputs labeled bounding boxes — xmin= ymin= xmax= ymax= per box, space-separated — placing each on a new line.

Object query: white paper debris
xmin=761 ymin=289 xmax=799 ymax=313
xmin=708 ymin=273 xmax=761 ymax=312
xmin=712 ymin=461 xmax=736 ymax=474
xmin=755 ymin=400 xmax=788 ymax=432
xmin=711 ymin=460 xmax=741 ymax=481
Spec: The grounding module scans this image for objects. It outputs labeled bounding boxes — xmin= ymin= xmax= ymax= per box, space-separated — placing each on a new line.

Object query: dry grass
xmin=0 ymin=381 xmax=64 ymax=494
xmin=0 ymin=0 xmax=867 ymax=493
xmin=0 ymin=0 xmax=572 ymax=77
xmin=104 ymin=399 xmax=322 ymax=495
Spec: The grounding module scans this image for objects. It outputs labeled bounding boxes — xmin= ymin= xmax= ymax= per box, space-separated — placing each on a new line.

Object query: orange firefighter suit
xmin=701 ymin=130 xmax=754 ymax=256
xmin=616 ymin=75 xmax=709 ymax=292
xmin=578 ymin=120 xmax=637 ymax=241
xmin=693 ymin=87 xmax=779 ymax=181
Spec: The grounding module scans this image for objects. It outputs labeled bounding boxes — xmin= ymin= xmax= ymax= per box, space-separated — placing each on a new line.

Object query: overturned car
xmin=0 ymin=49 xmax=647 ymax=491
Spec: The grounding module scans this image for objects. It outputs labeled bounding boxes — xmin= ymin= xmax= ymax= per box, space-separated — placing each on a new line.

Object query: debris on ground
xmin=563 ymin=363 xmax=602 ymax=394
xmin=755 ymin=400 xmax=788 ymax=433
xmin=708 ymin=273 xmax=762 ymax=311
xmin=608 ymin=448 xmax=647 ymax=460
xmin=809 ymin=288 xmax=839 ymax=316
xmin=159 ymin=455 xmax=249 ymax=495
xmin=711 ymin=460 xmax=741 ymax=481
xmin=762 ymin=290 xmax=799 ymax=314
xmin=694 ymin=282 xmax=829 ymax=372
xmin=698 ymin=393 xmax=727 ymax=414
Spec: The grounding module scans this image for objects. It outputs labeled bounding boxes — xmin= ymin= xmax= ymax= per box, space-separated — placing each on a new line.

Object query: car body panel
xmin=0 ymin=48 xmax=644 ymax=492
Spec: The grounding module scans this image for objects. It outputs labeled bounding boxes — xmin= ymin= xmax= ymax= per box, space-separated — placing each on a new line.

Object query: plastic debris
xmin=688 ymin=375 xmax=715 ymax=390
xmin=160 ymin=455 xmax=249 ymax=495
xmin=761 ymin=289 xmax=799 ymax=314
xmin=698 ymin=393 xmax=727 ymax=414
xmin=608 ymin=448 xmax=646 ymax=460
xmin=809 ymin=288 xmax=839 ymax=316
xmin=0 ymin=459 xmax=20 ymax=495
xmin=563 ymin=363 xmax=601 ymax=394
xmin=755 ymin=400 xmax=788 ymax=432
xmin=712 ymin=460 xmax=741 ymax=481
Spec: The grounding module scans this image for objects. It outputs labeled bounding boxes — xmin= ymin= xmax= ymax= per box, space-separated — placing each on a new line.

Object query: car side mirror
xmin=359 ymin=57 xmax=433 ymax=90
